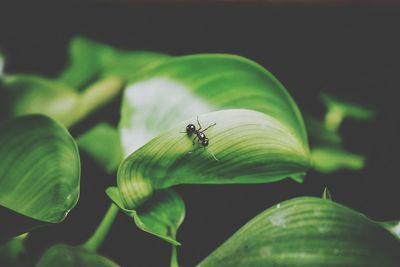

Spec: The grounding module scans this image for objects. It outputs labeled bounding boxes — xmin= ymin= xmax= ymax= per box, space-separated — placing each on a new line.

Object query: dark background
xmin=1 ymin=2 xmax=399 ymax=266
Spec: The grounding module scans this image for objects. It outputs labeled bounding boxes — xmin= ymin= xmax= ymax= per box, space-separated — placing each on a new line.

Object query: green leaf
xmin=35 ymin=244 xmax=119 ymax=267
xmin=120 ymin=54 xmax=308 ymax=156
xmin=106 ymin=187 xmax=185 ymax=245
xmin=117 ymin=54 xmax=311 ymax=244
xmin=0 ymin=75 xmax=80 ymax=126
xmin=322 ymin=186 xmax=332 ymax=200
xmin=59 ymin=36 xmax=170 ymax=89
xmin=77 ymin=123 xmax=123 ymax=173
xmin=304 ymin=115 xmax=341 ymax=145
xmin=0 ymin=115 xmax=80 ymax=240
xmin=321 ymin=93 xmax=375 ymax=131
xmin=0 ymin=234 xmax=29 ymax=267
xmin=198 ymin=197 xmax=400 ymax=267
xmin=311 ymin=146 xmax=365 ymax=173
xmin=118 ymin=109 xmax=311 ymax=209
xmin=0 ymin=74 xmax=123 ymax=128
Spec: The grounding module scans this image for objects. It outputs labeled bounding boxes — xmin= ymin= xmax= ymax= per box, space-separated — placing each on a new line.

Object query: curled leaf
xmin=198 ymin=197 xmax=400 ymax=267
xmin=107 ymin=187 xmax=184 ymax=245
xmin=118 ymin=109 xmax=311 ymax=210
xmin=117 ymin=54 xmax=311 ymax=244
xmin=0 ymin=115 xmax=80 ymax=240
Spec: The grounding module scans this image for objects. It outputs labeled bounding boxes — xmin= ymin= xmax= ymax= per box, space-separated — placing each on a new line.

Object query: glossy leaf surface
xmin=107 ymin=187 xmax=185 ymax=245
xmin=198 ymin=197 xmax=400 ymax=267
xmin=0 ymin=115 xmax=80 ymax=239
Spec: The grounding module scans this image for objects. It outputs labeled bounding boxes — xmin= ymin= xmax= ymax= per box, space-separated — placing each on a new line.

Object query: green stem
xmin=82 ymin=203 xmax=119 ymax=252
xmin=68 ymin=76 xmax=123 ymax=128
xmin=170 ymin=245 xmax=179 ymax=267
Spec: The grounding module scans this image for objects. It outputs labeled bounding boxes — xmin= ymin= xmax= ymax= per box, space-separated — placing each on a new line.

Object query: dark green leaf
xmin=35 ymin=244 xmax=119 ymax=267
xmin=107 ymin=187 xmax=185 ymax=245
xmin=198 ymin=197 xmax=400 ymax=267
xmin=0 ymin=115 xmax=80 ymax=240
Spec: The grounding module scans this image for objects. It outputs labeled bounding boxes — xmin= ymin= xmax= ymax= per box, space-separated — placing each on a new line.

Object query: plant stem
xmin=68 ymin=76 xmax=123 ymax=128
xmin=170 ymin=245 xmax=179 ymax=267
xmin=82 ymin=203 xmax=119 ymax=252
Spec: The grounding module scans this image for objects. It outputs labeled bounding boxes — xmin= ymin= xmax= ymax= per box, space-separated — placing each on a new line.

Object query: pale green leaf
xmin=117 ymin=54 xmax=311 ymax=244
xmin=311 ymin=146 xmax=365 ymax=173
xmin=35 ymin=244 xmax=119 ymax=267
xmin=119 ymin=54 xmax=307 ymax=156
xmin=198 ymin=197 xmax=400 ymax=267
xmin=118 ymin=109 xmax=311 ymax=209
xmin=0 ymin=115 xmax=80 ymax=240
xmin=106 ymin=186 xmax=185 ymax=245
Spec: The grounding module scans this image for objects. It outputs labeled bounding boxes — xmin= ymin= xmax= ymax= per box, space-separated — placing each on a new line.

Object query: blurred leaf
xmin=118 ymin=109 xmax=311 ymax=210
xmin=322 ymin=186 xmax=332 ymax=200
xmin=0 ymin=75 xmax=80 ymax=126
xmin=321 ymin=93 xmax=375 ymax=131
xmin=311 ymin=146 xmax=365 ymax=173
xmin=77 ymin=123 xmax=123 ymax=173
xmin=0 ymin=115 xmax=80 ymax=240
xmin=304 ymin=115 xmax=341 ymax=145
xmin=0 ymin=74 xmax=123 ymax=128
xmin=107 ymin=187 xmax=185 ymax=245
xmin=0 ymin=234 xmax=29 ymax=267
xmin=120 ymin=54 xmax=308 ymax=156
xmin=198 ymin=197 xmax=400 ymax=267
xmin=35 ymin=244 xmax=119 ymax=267
xmin=59 ymin=36 xmax=170 ymax=89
